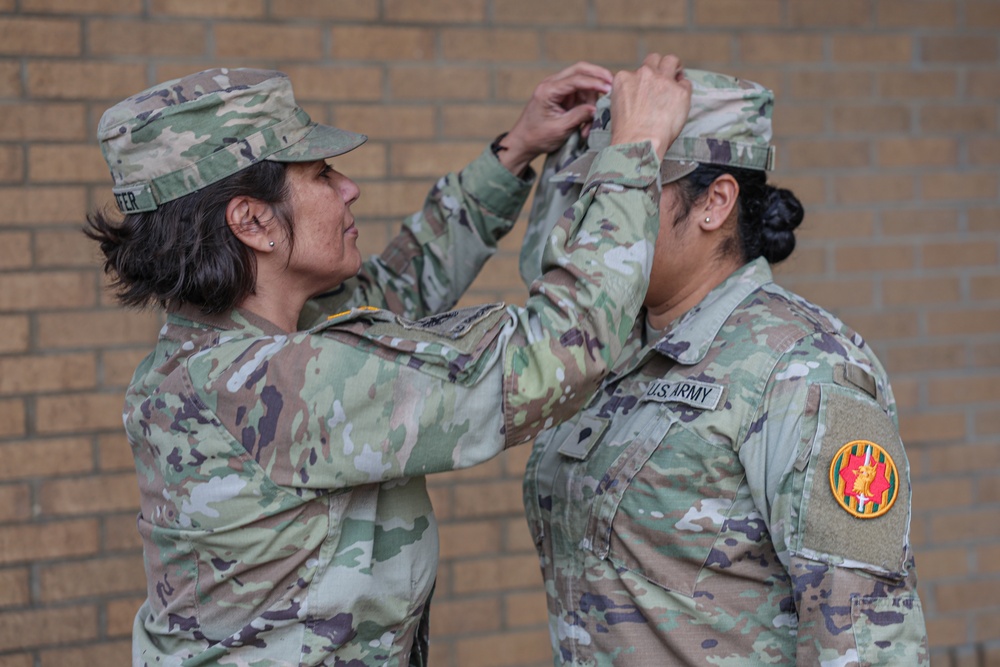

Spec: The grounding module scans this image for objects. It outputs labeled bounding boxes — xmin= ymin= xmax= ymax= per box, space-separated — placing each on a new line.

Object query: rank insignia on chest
xmin=829 ymin=440 xmax=899 ymax=519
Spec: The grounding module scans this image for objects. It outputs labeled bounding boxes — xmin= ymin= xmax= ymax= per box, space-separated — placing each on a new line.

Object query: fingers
xmin=550 ymin=61 xmax=614 ymax=86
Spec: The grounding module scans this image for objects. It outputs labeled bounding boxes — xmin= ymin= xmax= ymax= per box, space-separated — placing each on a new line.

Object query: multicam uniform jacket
xmin=523 ymin=259 xmax=929 ymax=666
xmin=127 ymin=144 xmax=662 ymax=667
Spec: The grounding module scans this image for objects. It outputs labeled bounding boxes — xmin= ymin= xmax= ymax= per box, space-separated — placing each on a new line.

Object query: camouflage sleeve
xmin=740 ymin=334 xmax=929 ymax=666
xmin=196 ymin=142 xmax=661 ymax=490
xmin=298 ymin=148 xmax=533 ymax=328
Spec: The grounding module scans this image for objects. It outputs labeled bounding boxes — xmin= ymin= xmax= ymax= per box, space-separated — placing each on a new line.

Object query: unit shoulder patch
xmin=829 ymin=440 xmax=899 ymax=519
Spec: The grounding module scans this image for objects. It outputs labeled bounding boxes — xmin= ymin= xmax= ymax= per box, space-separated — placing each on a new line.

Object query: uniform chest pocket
xmin=583 ymin=414 xmax=745 ymax=597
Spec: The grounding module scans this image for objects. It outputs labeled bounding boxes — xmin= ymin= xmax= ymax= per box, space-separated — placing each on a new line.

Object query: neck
xmin=644 ymin=258 xmax=740 ymax=331
xmin=237 ymin=291 xmax=305 ymax=332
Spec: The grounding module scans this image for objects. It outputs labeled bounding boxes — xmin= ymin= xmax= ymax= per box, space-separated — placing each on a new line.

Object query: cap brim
xmin=267 ymin=123 xmax=368 ymax=162
xmin=552 ymin=151 xmax=700 ymax=186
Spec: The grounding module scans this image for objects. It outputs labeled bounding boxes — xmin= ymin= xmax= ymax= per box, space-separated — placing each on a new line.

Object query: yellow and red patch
xmin=829 ymin=440 xmax=899 ymax=519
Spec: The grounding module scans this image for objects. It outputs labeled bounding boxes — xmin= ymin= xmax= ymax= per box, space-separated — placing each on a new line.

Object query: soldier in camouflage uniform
xmin=521 ymin=70 xmax=929 ymax=665
xmin=86 ymin=57 xmax=693 ymax=666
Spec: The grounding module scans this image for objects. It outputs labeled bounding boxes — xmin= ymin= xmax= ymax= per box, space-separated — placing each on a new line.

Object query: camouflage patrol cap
xmin=552 ymin=69 xmax=776 ymax=186
xmin=98 ymin=68 xmax=367 ymax=214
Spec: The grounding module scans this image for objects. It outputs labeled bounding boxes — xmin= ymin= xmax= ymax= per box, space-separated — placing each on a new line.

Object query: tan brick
xmin=151 ymin=0 xmax=264 ymax=17
xmin=936 ymin=579 xmax=1000 ymax=613
xmin=886 ymin=342 xmax=964 ymax=374
xmin=34 ymin=229 xmax=100 ymax=267
xmin=767 ymin=173 xmax=826 ymax=206
xmin=780 ymin=278 xmax=875 ymax=309
xmin=0 ymin=437 xmax=94 ymax=481
xmin=429 ymin=597 xmax=500 ymax=636
xmin=453 ymin=553 xmax=540 ymax=594
xmin=0 ymin=654 xmax=32 ymax=667
xmin=0 ymin=353 xmax=97 ymax=396
xmin=37 ymin=310 xmax=161 ymax=350
xmin=693 ymin=0 xmax=781 ymax=26
xmin=0 ymin=232 xmax=30 ymax=269
xmin=504 ymin=517 xmax=536 ymax=553
xmin=384 ymin=0 xmax=486 ymax=22
xmin=106 ymin=595 xmax=144 ymax=637
xmin=967 ymin=0 xmax=1000 ymax=27
xmin=22 ymin=0 xmax=140 ymax=11
xmin=739 ymin=33 xmax=823 ymax=64
xmin=972 ymin=341 xmax=1000 ymax=369
xmin=970 ymin=137 xmax=1000 ymax=167
xmin=334 ymin=105 xmax=435 ymax=140
xmin=877 ymin=0 xmax=957 ymax=28
xmin=103 ymin=513 xmax=143 ymax=551
xmin=928 ymin=375 xmax=1000 ymax=406
xmin=454 ymin=629 xmax=551 ymax=667
xmin=432 ymin=457 xmax=503 ymax=485
xmin=0 ymin=399 xmax=26 ymax=438
xmin=877 ymin=71 xmax=959 ymax=99
xmin=101 ymin=348 xmax=152 ymax=388
xmin=922 ymin=105 xmax=997 ymax=133
xmin=88 ymin=19 xmax=205 ymax=57
xmin=0 ymin=271 xmax=95 ymax=311
xmin=913 ymin=547 xmax=970 ymax=580
xmin=969 ymin=70 xmax=1000 ymax=99
xmin=831 ymin=34 xmax=913 ymax=63
xmin=440 ymin=104 xmax=522 ymax=140
xmin=0 ymin=316 xmax=29 ymax=354
xmin=0 ymin=605 xmax=98 ymax=652
xmin=923 ymin=35 xmax=998 ymax=63
xmin=331 ymin=26 xmax=435 ymax=61
xmin=794 ymin=210 xmax=875 ymax=242
xmin=39 ymin=642 xmax=132 ymax=667
xmin=593 ymin=0 xmax=685 ymax=26
xmin=40 ymin=472 xmax=138 ymax=516
xmin=0 ymin=187 xmax=87 ymax=226
xmin=440 ymin=521 xmax=502 ymax=560
xmin=975 ymin=610 xmax=1000 ymax=644
xmin=645 ymin=33 xmax=733 ymax=67
xmin=0 ymin=519 xmax=98 ymax=566
xmin=453 ymin=480 xmax=524 ymax=519
xmin=390 ymin=65 xmax=491 ymax=101
xmin=0 ymin=18 xmax=80 ymax=56
xmin=770 ymin=246 xmax=827 ymax=279
xmin=0 ymin=145 xmax=22 ymax=184
xmin=443 ymin=28 xmax=540 ymax=62
xmin=835 ymin=243 xmax=916 ymax=272
xmin=980 ymin=475 xmax=1000 ymax=504
xmin=0 ymin=102 xmax=87 ymax=142
xmin=912 ymin=478 xmax=974 ymax=512
xmin=789 ymin=0 xmax=871 ymax=26
xmin=832 ymin=104 xmax=911 ymax=133
xmin=280 ymin=65 xmax=382 ymax=102
xmin=495 ymin=0 xmax=587 ymax=24
xmin=495 ymin=67 xmax=552 ymax=102
xmin=97 ymin=432 xmax=133 ymax=471
xmin=539 ymin=30 xmax=637 ymax=66
xmin=215 ymin=23 xmax=322 ymax=60
xmin=925 ymin=614 xmax=969 ymax=648
xmin=882 ymin=208 xmax=960 ymax=235
xmin=783 ymin=139 xmax=871 ymax=169
xmin=790 ymin=71 xmax=874 ymax=101
xmin=969 ymin=207 xmax=1000 ymax=233
xmin=29 ymin=144 xmax=123 ymax=184
xmin=391 ymin=142 xmax=482 ymax=178
xmin=35 ymin=391 xmax=126 ymax=434
xmin=0 ymin=62 xmax=21 ymax=97
xmin=971 ymin=275 xmax=1000 ymax=302
xmin=271 ymin=0 xmax=377 ymax=20
xmin=27 ymin=61 xmax=146 ymax=100
xmin=883 ymin=276 xmax=961 ymax=306
xmin=39 ymin=554 xmax=145 ymax=602
xmin=924 ymin=171 xmax=998 ymax=201
xmin=834 ymin=173 xmax=915 ymax=204
xmin=504 ymin=590 xmax=547 ymax=627
xmin=0 ymin=484 xmax=30 ymax=522
xmin=877 ymin=137 xmax=958 ymax=168
xmin=0 ymin=567 xmax=29 ymax=607
xmin=924 ymin=240 xmax=997 ymax=269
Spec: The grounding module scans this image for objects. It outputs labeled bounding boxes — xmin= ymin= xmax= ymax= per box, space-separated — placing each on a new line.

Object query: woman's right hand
xmin=610 ymin=54 xmax=692 ymax=160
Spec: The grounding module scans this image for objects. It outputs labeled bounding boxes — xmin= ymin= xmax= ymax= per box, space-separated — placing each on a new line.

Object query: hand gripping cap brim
xmin=551 ymin=69 xmax=775 ymax=186
xmin=99 ymin=67 xmax=367 ymax=214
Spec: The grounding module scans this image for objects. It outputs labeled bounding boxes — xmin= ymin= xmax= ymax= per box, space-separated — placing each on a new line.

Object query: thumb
xmin=561 ymin=103 xmax=596 ymax=132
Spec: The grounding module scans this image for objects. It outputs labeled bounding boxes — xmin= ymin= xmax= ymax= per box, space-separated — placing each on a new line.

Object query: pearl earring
xmin=268 ymin=241 xmax=275 ymax=248
xmin=705 ymin=217 xmax=711 ymax=223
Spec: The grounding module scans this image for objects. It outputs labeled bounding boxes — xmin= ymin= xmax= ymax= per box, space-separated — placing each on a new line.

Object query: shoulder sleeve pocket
xmin=852 ymin=594 xmax=929 ymax=666
xmin=795 ymin=383 xmax=912 ymax=578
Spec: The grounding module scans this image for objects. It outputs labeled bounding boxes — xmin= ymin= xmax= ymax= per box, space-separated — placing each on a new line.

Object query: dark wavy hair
xmin=669 ymin=164 xmax=804 ymax=265
xmin=84 ymin=161 xmax=293 ymax=314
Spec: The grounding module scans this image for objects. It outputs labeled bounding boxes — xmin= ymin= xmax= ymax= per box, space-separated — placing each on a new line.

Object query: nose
xmin=335 ymin=171 xmax=361 ymax=205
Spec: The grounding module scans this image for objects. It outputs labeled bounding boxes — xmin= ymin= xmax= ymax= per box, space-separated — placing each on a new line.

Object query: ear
xmin=226 ymin=196 xmax=277 ymax=253
xmin=698 ymin=174 xmax=739 ymax=232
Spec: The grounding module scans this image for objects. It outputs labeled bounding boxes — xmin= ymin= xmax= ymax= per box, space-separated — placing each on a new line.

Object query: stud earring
xmin=268 ymin=241 xmax=275 ymax=248
xmin=705 ymin=217 xmax=711 ymax=223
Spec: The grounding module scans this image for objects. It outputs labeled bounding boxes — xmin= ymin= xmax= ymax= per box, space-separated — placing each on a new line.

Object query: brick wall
xmin=1 ymin=1 xmax=997 ymax=665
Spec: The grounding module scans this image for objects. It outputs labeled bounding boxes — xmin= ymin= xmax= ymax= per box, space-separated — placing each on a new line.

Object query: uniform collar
xmin=650 ymin=257 xmax=773 ymax=364
xmin=167 ymin=304 xmax=287 ymax=339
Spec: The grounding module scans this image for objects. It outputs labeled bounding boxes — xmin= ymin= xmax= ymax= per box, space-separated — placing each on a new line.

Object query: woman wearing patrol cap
xmin=85 ymin=57 xmax=692 ymax=666
xmin=521 ymin=69 xmax=929 ymax=665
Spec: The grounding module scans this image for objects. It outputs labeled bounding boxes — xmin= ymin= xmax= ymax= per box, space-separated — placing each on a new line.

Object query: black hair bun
xmin=760 ymin=186 xmax=804 ymax=264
